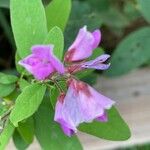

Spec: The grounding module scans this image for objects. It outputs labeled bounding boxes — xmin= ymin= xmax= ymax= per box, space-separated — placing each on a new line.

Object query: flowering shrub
xmin=0 ymin=0 xmax=131 ymax=149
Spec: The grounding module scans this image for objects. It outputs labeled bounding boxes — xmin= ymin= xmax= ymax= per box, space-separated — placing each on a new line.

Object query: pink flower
xmin=54 ymin=79 xmax=115 ymax=136
xmin=64 ymin=26 xmax=101 ymax=62
xmin=19 ymin=45 xmax=64 ymax=80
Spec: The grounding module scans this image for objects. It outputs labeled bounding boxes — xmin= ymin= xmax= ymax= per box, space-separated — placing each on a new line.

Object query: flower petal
xmin=19 ymin=44 xmax=65 ymax=80
xmin=54 ymin=79 xmax=115 ymax=136
xmin=92 ymin=29 xmax=101 ymax=49
xmin=61 ymin=125 xmax=75 ymax=137
xmin=54 ymin=94 xmax=77 ymax=136
xmin=49 ymin=49 xmax=65 ymax=74
xmin=96 ymin=112 xmax=108 ymax=122
xmin=81 ymin=54 xmax=110 ymax=70
xmin=65 ymin=26 xmax=101 ymax=62
xmin=31 ymin=45 xmax=54 ymax=60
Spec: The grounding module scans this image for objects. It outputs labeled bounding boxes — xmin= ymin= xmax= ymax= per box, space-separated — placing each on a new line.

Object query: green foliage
xmin=13 ymin=130 xmax=29 ymax=150
xmin=0 ymin=84 xmax=15 ymax=98
xmin=18 ymin=79 xmax=30 ymax=91
xmin=10 ymin=0 xmax=48 ymax=58
xmin=0 ymin=73 xmax=18 ymax=84
xmin=0 ymin=121 xmax=14 ymax=150
xmin=44 ymin=26 xmax=64 ymax=60
xmin=17 ymin=117 xmax=34 ymax=144
xmin=45 ymin=0 xmax=71 ymax=31
xmin=79 ymin=107 xmax=131 ymax=141
xmin=137 ymin=0 xmax=150 ymax=23
xmin=34 ymin=96 xmax=83 ymax=150
xmin=49 ymin=87 xmax=59 ymax=109
xmin=105 ymin=27 xmax=150 ymax=77
xmin=10 ymin=83 xmax=46 ymax=126
xmin=0 ymin=0 xmax=9 ymax=8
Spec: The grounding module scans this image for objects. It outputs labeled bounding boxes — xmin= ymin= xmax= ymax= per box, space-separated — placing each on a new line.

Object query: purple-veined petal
xmin=81 ymin=54 xmax=110 ymax=70
xmin=64 ymin=26 xmax=101 ymax=62
xmin=54 ymin=79 xmax=115 ymax=136
xmin=54 ymin=94 xmax=77 ymax=136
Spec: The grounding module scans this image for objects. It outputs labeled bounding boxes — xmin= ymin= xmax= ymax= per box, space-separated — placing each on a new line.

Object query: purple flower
xmin=54 ymin=79 xmax=115 ymax=136
xmin=19 ymin=45 xmax=64 ymax=80
xmin=66 ymin=54 xmax=110 ymax=74
xmin=81 ymin=54 xmax=110 ymax=70
xmin=64 ymin=26 xmax=101 ymax=62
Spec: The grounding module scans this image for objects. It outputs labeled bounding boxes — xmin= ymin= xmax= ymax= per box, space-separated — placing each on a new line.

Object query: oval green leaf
xmin=0 ymin=83 xmax=15 ymax=98
xmin=0 ymin=121 xmax=15 ymax=150
xmin=45 ymin=0 xmax=71 ymax=31
xmin=0 ymin=72 xmax=18 ymax=84
xmin=10 ymin=83 xmax=46 ymax=127
xmin=44 ymin=26 xmax=64 ymax=60
xmin=79 ymin=107 xmax=131 ymax=141
xmin=137 ymin=0 xmax=150 ymax=23
xmin=11 ymin=0 xmax=48 ymax=58
xmin=105 ymin=27 xmax=150 ymax=77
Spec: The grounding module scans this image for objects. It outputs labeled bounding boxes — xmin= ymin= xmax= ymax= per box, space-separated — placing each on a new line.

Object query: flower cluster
xmin=19 ymin=26 xmax=115 ymax=136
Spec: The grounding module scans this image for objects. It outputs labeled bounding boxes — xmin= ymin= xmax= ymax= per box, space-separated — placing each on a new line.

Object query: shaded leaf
xmin=0 ymin=0 xmax=9 ymax=8
xmin=105 ymin=27 xmax=150 ymax=76
xmin=0 ymin=84 xmax=15 ymax=98
xmin=17 ymin=117 xmax=34 ymax=144
xmin=137 ymin=0 xmax=150 ymax=23
xmin=0 ymin=72 xmax=18 ymax=84
xmin=13 ymin=129 xmax=29 ymax=150
xmin=79 ymin=107 xmax=131 ymax=141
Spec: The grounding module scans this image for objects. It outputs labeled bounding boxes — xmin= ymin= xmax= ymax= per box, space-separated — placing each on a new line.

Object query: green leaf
xmin=79 ymin=107 xmax=131 ymax=141
xmin=49 ymin=87 xmax=59 ymax=109
xmin=45 ymin=0 xmax=71 ymax=31
xmin=10 ymin=83 xmax=46 ymax=127
xmin=44 ymin=26 xmax=64 ymax=60
xmin=0 ymin=83 xmax=15 ymax=98
xmin=0 ymin=0 xmax=9 ymax=8
xmin=137 ymin=0 xmax=150 ymax=23
xmin=13 ymin=129 xmax=29 ymax=150
xmin=105 ymin=27 xmax=150 ymax=77
xmin=34 ymin=96 xmax=83 ymax=150
xmin=0 ymin=121 xmax=15 ymax=150
xmin=11 ymin=0 xmax=48 ymax=58
xmin=17 ymin=117 xmax=34 ymax=144
xmin=15 ymin=52 xmax=25 ymax=74
xmin=18 ymin=79 xmax=30 ymax=91
xmin=0 ymin=72 xmax=18 ymax=84
xmin=49 ymin=80 xmax=67 ymax=108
